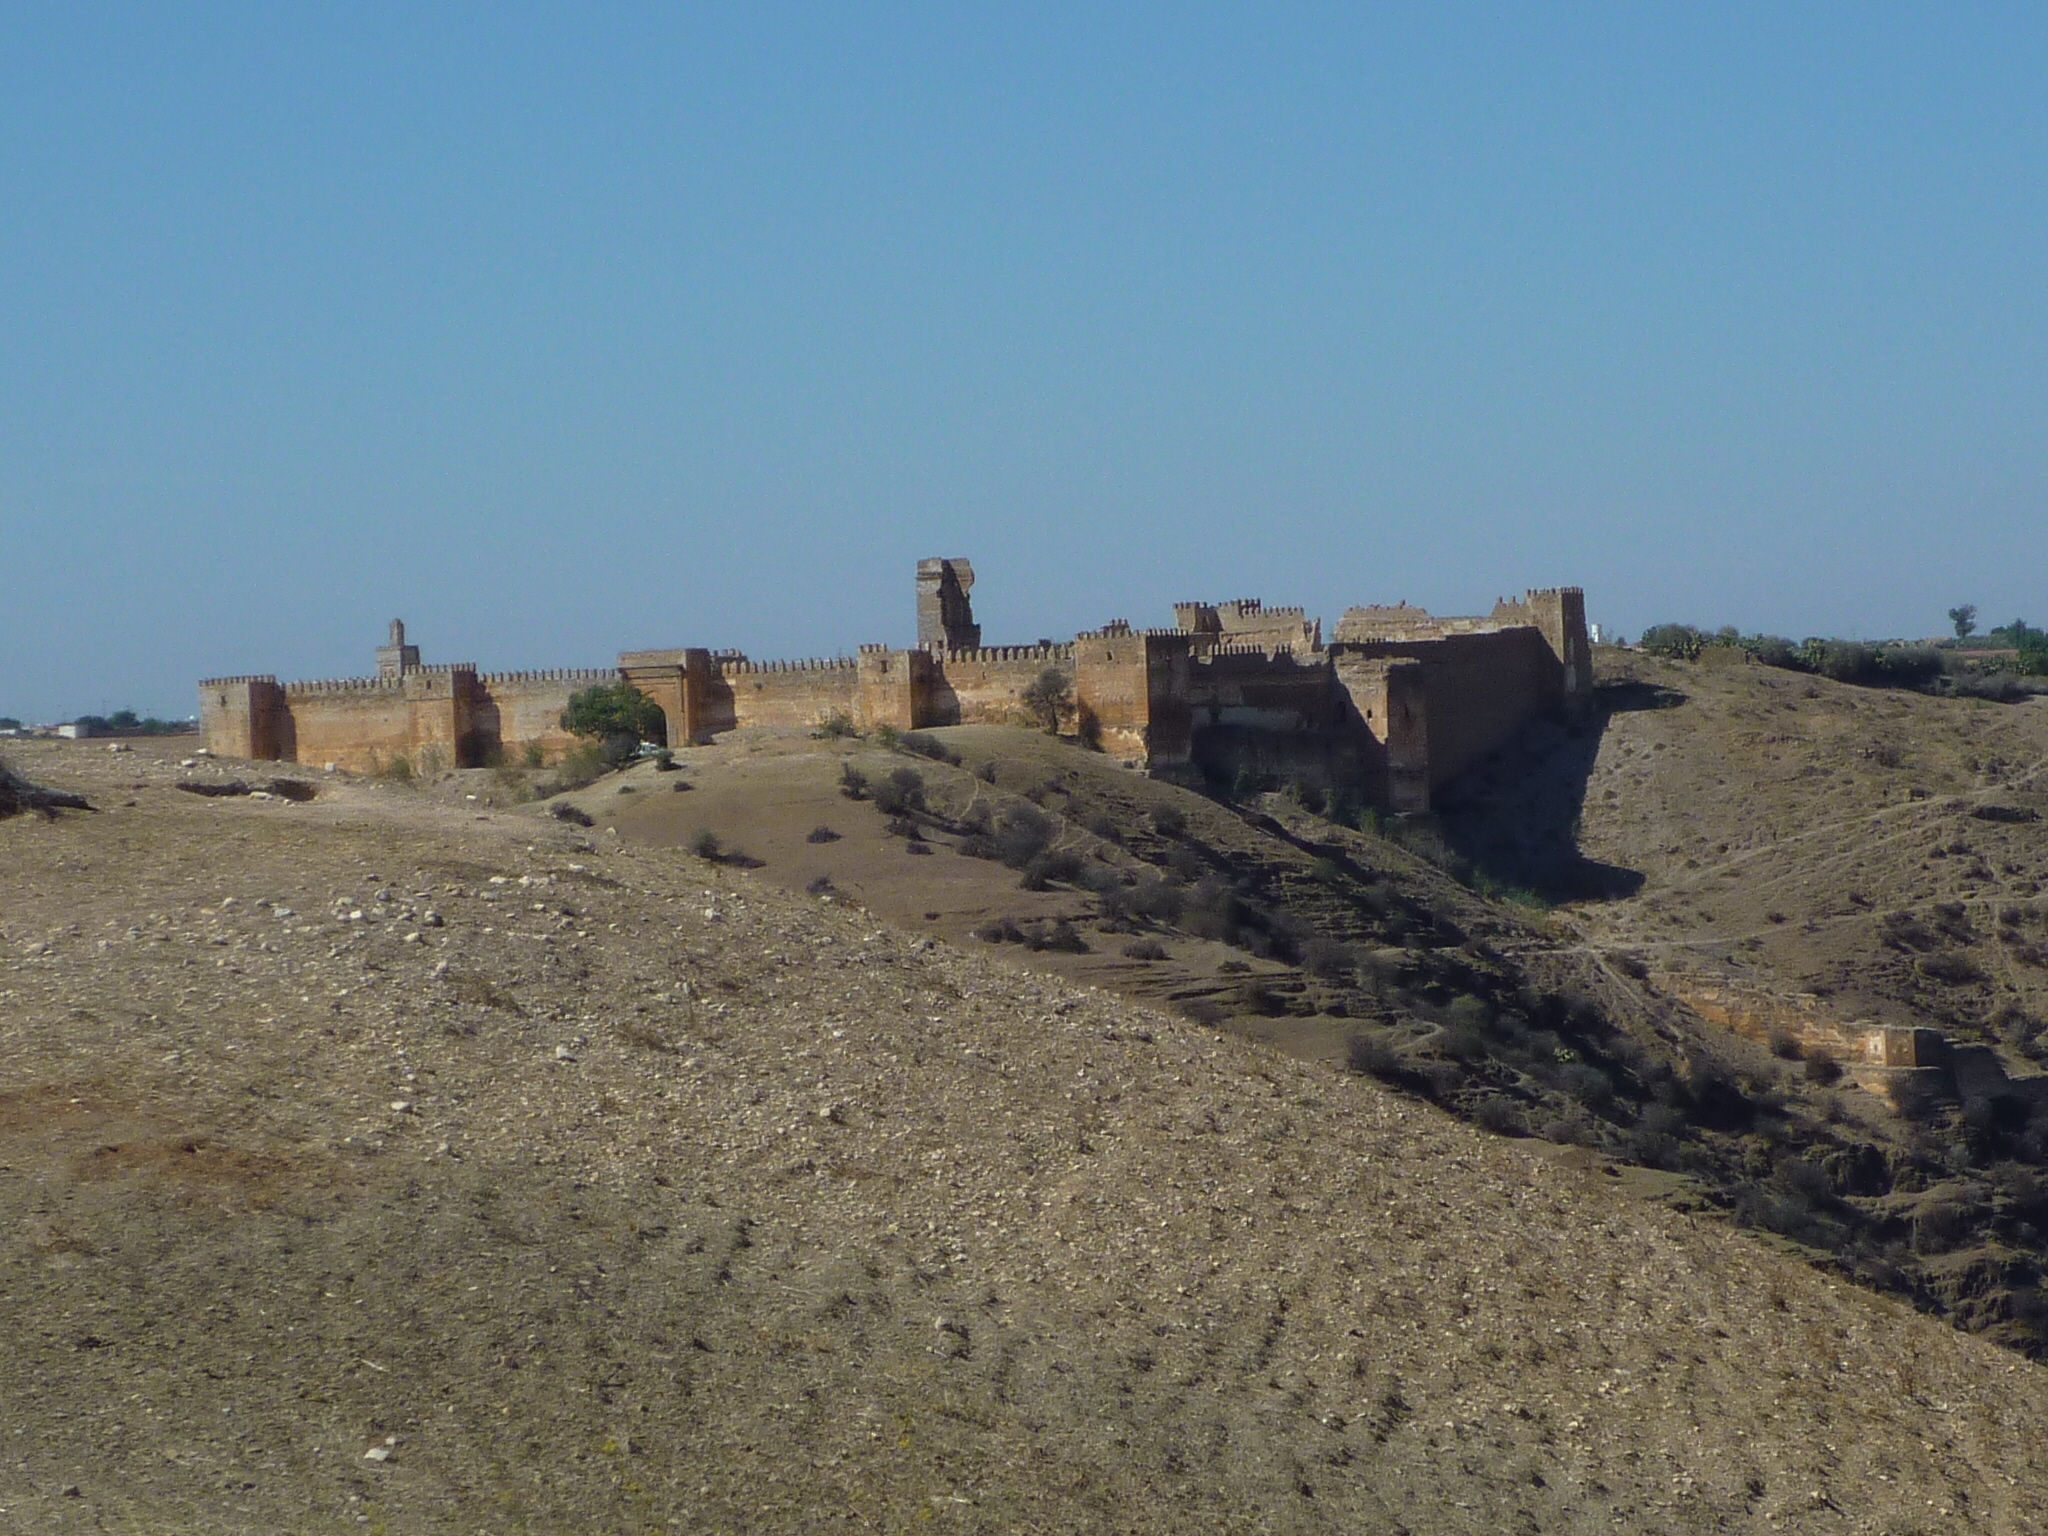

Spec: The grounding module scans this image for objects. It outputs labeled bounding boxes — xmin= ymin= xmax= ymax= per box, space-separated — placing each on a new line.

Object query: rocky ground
xmin=5 ymin=741 xmax=2048 ymax=1532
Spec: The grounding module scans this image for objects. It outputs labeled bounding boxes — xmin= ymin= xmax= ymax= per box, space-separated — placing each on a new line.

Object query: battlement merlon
xmin=1172 ymin=597 xmax=1320 ymax=654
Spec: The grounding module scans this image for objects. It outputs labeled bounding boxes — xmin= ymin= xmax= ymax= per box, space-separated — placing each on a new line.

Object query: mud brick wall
xmin=478 ymin=671 xmax=615 ymax=764
xmin=199 ymin=677 xmax=288 ymax=761
xmin=402 ymin=669 xmax=481 ymax=770
xmin=1332 ymin=656 xmax=1431 ymax=813
xmin=924 ymin=647 xmax=1075 ymax=729
xmin=1074 ymin=632 xmax=1192 ymax=765
xmin=1332 ymin=629 xmax=1560 ymax=789
xmin=284 ymin=681 xmax=419 ymax=772
xmin=1186 ymin=649 xmax=1336 ymax=734
xmin=858 ymin=649 xmax=935 ymax=733
xmin=718 ymin=660 xmax=861 ymax=732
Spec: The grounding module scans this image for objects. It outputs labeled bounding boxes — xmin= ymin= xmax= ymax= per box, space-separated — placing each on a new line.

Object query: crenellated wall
xmin=718 ymin=657 xmax=862 ymax=733
xmin=202 ymin=566 xmax=1592 ymax=811
xmin=1074 ymin=631 xmax=1192 ymax=765
xmin=199 ymin=677 xmax=289 ymax=761
xmin=476 ymin=670 xmax=616 ymax=764
xmin=206 ymin=654 xmax=611 ymax=772
xmin=921 ymin=644 xmax=1076 ymax=729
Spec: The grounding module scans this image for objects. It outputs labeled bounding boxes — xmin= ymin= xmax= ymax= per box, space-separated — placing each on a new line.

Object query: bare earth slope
xmin=1456 ymin=651 xmax=2048 ymax=1039
xmin=5 ymin=742 xmax=2048 ymax=1533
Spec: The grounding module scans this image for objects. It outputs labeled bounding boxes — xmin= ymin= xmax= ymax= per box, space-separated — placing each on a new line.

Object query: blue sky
xmin=3 ymin=5 xmax=2043 ymax=720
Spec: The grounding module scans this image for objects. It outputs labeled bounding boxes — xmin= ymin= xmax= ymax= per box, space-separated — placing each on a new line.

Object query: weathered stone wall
xmin=922 ymin=646 xmax=1075 ymax=729
xmin=199 ymin=677 xmax=288 ymax=762
xmin=916 ymin=558 xmax=980 ymax=650
xmin=477 ymin=671 xmax=615 ymax=764
xmin=857 ymin=648 xmax=935 ymax=733
xmin=1334 ymin=628 xmax=1560 ymax=790
xmin=1187 ymin=648 xmax=1336 ymax=733
xmin=1074 ymin=631 xmax=1193 ymax=766
xmin=283 ymin=680 xmax=420 ymax=773
xmin=718 ymin=658 xmax=862 ymax=733
xmin=1174 ymin=599 xmax=1320 ymax=654
xmin=1331 ymin=655 xmax=1431 ymax=813
xmin=198 ymin=567 xmax=1593 ymax=811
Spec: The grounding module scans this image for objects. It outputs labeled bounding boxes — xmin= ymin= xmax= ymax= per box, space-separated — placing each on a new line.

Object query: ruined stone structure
xmin=201 ymin=565 xmax=1592 ymax=811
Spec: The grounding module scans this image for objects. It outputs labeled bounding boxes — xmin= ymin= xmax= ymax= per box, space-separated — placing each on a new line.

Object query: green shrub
xmin=523 ymin=742 xmax=546 ymax=769
xmin=1123 ymin=938 xmax=1168 ymax=961
xmin=690 ymin=830 xmax=721 ymax=861
xmin=1640 ymin=624 xmax=1704 ymax=659
xmin=839 ymin=763 xmax=869 ymax=800
xmin=561 ymin=681 xmax=665 ymax=745
xmin=1019 ymin=671 xmax=1073 ymax=737
xmin=897 ymin=731 xmax=959 ymax=765
xmin=1301 ymin=935 xmax=1353 ymax=979
xmin=1020 ymin=849 xmax=1087 ymax=890
xmin=871 ymin=767 xmax=926 ymax=816
xmin=1021 ymin=669 xmax=1071 ymax=733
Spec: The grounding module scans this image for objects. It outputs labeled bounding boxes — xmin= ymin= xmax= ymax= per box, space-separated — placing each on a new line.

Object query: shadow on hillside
xmin=1431 ymin=681 xmax=1675 ymax=901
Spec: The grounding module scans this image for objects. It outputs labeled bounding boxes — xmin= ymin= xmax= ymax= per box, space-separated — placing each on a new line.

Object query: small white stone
xmin=554 ymin=1045 xmax=576 ymax=1061
xmin=362 ymin=1445 xmax=391 ymax=1463
xmin=390 ymin=1101 xmax=413 ymax=1114
xmin=403 ymin=932 xmax=421 ymax=944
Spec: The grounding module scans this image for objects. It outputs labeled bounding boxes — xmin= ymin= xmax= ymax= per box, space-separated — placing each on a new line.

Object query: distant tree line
xmin=73 ymin=709 xmax=195 ymax=736
xmin=1638 ymin=620 xmax=2048 ymax=693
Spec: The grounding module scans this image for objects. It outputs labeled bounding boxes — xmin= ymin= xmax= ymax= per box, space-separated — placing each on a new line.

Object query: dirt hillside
xmin=5 ymin=740 xmax=2048 ymax=1532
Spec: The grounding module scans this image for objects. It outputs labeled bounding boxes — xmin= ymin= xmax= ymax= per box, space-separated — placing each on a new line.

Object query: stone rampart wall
xmin=1335 ymin=628 xmax=1560 ymax=788
xmin=199 ymin=570 xmax=1591 ymax=809
xmin=1064 ymin=630 xmax=1179 ymax=765
xmin=924 ymin=647 xmax=1074 ymax=729
xmin=1187 ymin=650 xmax=1335 ymax=734
xmin=284 ymin=682 xmax=420 ymax=772
xmin=717 ymin=659 xmax=861 ymax=732
xmin=478 ymin=671 xmax=614 ymax=764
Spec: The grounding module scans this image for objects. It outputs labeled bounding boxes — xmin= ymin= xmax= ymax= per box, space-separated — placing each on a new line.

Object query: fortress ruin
xmin=201 ymin=563 xmax=1591 ymax=813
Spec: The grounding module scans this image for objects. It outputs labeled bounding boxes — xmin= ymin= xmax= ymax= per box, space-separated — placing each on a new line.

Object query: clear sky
xmin=3 ymin=5 xmax=2043 ymax=721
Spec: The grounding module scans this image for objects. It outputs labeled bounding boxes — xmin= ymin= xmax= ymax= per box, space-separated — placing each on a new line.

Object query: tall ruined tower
xmin=375 ymin=618 xmax=421 ymax=679
xmin=916 ymin=558 xmax=980 ymax=650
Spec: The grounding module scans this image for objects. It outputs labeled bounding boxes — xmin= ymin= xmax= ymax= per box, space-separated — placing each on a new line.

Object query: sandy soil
xmin=4 ymin=739 xmax=2048 ymax=1533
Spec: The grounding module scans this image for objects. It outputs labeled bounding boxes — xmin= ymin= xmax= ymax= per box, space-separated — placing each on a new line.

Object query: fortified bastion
xmin=201 ymin=565 xmax=1591 ymax=813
